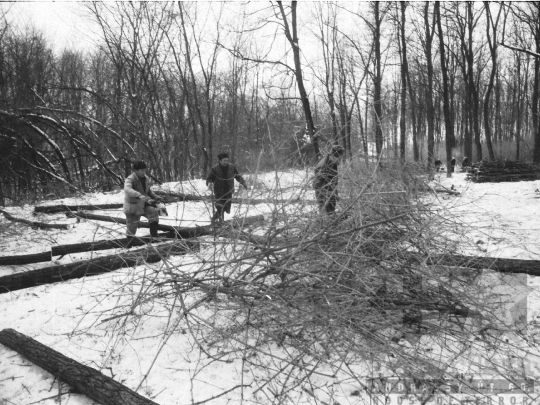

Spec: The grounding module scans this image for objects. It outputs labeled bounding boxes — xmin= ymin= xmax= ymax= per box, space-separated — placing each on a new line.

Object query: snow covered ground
xmin=1 ymin=169 xmax=540 ymax=405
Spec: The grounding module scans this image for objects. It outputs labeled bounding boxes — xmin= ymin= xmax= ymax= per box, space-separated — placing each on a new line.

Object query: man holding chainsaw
xmin=123 ymin=160 xmax=164 ymax=240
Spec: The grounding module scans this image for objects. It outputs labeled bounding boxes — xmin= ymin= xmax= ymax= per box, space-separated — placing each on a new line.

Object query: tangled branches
xmin=91 ymin=163 xmax=534 ymax=403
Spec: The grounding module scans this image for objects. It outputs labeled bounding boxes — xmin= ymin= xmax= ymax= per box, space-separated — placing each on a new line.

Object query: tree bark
xmin=424 ymin=2 xmax=436 ymax=173
xmin=1 ymin=210 xmax=72 ymax=230
xmin=436 ymin=2 xmax=455 ymax=178
xmin=276 ymin=1 xmax=320 ymax=157
xmin=483 ymin=2 xmax=500 ymax=161
xmin=0 ymin=241 xmax=195 ymax=294
xmin=67 ymin=211 xmax=264 ymax=238
xmin=35 ymin=203 xmax=124 ymax=214
xmin=0 ymin=328 xmax=159 ymax=405
xmin=414 ymin=253 xmax=540 ymax=276
xmin=0 ymin=235 xmax=174 ymax=266
xmin=373 ymin=2 xmax=384 ymax=156
xmin=399 ymin=2 xmax=408 ymax=161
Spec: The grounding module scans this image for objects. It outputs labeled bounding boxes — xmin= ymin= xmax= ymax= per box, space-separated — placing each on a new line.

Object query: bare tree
xmin=275 ymin=1 xmax=321 ymax=157
xmin=436 ymin=2 xmax=455 ymax=177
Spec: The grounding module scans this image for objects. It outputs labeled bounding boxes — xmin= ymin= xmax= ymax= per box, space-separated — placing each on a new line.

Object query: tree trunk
xmin=436 ymin=2 xmax=455 ymax=178
xmin=373 ymin=2 xmax=384 ymax=156
xmin=399 ymin=1 xmax=408 ymax=161
xmin=1 ymin=210 xmax=72 ymax=230
xmin=483 ymin=2 xmax=500 ymax=161
xmin=277 ymin=1 xmax=320 ymax=157
xmin=0 ymin=235 xmax=174 ymax=266
xmin=424 ymin=2 xmax=436 ymax=173
xmin=67 ymin=211 xmax=264 ymax=238
xmin=419 ymin=253 xmax=540 ymax=277
xmin=533 ymin=12 xmax=540 ymax=163
xmin=0 ymin=328 xmax=159 ymax=405
xmin=0 ymin=241 xmax=195 ymax=294
xmin=35 ymin=203 xmax=124 ymax=214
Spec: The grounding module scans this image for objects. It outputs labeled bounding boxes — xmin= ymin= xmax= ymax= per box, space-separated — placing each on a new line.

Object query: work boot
xmin=149 ymin=221 xmax=159 ymax=237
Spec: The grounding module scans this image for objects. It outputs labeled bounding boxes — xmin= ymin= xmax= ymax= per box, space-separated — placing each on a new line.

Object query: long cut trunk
xmin=0 ymin=328 xmax=159 ymax=405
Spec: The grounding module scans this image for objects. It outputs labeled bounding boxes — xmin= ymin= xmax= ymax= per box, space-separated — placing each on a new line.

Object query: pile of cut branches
xmin=87 ymin=161 xmax=532 ymax=403
xmin=466 ymin=160 xmax=540 ymax=183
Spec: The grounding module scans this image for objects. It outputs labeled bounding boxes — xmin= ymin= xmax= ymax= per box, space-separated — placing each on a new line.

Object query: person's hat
xmin=217 ymin=152 xmax=229 ymax=160
xmin=133 ymin=160 xmax=147 ymax=170
xmin=331 ymin=145 xmax=345 ymax=156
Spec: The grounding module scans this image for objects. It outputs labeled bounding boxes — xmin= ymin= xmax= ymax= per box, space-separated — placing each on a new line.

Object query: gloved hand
xmin=139 ymin=195 xmax=150 ymax=203
xmin=155 ymin=196 xmax=164 ymax=203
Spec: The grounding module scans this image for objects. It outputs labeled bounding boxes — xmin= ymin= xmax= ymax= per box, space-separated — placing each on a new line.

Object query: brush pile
xmin=466 ymin=160 xmax=540 ymax=183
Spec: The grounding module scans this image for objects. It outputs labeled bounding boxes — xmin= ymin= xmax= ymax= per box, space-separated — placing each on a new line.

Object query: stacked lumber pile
xmin=466 ymin=160 xmax=540 ymax=183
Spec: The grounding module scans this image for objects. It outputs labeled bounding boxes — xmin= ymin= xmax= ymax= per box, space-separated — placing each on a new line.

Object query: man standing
xmin=313 ymin=145 xmax=345 ymax=214
xmin=206 ymin=152 xmax=247 ymax=224
xmin=123 ymin=161 xmax=162 ymax=241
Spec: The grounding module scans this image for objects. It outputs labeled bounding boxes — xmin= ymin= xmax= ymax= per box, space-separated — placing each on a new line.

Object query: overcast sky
xmin=4 ymin=1 xmax=97 ymax=53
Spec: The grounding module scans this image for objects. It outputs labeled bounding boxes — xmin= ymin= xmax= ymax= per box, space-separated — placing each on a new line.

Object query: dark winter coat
xmin=206 ymin=163 xmax=246 ymax=213
xmin=123 ymin=173 xmax=158 ymax=216
xmin=313 ymin=155 xmax=339 ymax=191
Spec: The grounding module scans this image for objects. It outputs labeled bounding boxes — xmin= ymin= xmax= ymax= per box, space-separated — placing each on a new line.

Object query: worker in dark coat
xmin=451 ymin=157 xmax=456 ymax=173
xmin=434 ymin=159 xmax=442 ymax=171
xmin=123 ymin=160 xmax=162 ymax=240
xmin=313 ymin=145 xmax=345 ymax=214
xmin=206 ymin=152 xmax=247 ymax=223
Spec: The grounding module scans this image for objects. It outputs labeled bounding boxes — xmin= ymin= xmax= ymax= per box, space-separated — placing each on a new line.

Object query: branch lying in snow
xmin=1 ymin=210 xmax=73 ymax=230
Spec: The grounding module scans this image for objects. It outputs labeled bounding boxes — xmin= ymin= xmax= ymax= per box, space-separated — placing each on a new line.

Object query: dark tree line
xmin=1 ymin=2 xmax=540 ymax=199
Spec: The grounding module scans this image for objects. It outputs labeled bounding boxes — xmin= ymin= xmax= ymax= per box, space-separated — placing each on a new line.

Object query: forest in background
xmin=0 ymin=1 xmax=539 ymax=202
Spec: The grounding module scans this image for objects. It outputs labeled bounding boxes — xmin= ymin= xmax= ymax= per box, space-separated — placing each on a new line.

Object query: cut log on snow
xmin=154 ymin=189 xmax=314 ymax=205
xmin=51 ymin=234 xmax=171 ymax=256
xmin=67 ymin=211 xmax=264 ymax=238
xmin=424 ymin=254 xmax=540 ymax=277
xmin=0 ymin=251 xmax=53 ymax=266
xmin=34 ymin=203 xmax=124 ymax=214
xmin=1 ymin=210 xmax=72 ymax=230
xmin=0 ymin=328 xmax=159 ymax=405
xmin=0 ymin=234 xmax=172 ymax=266
xmin=466 ymin=160 xmax=540 ymax=183
xmin=0 ymin=240 xmax=196 ymax=293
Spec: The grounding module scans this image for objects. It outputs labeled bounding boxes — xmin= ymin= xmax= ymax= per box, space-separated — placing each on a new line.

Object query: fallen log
xmin=0 ymin=234 xmax=172 ymax=266
xmin=407 ymin=253 xmax=540 ymax=277
xmin=428 ymin=254 xmax=540 ymax=276
xmin=0 ymin=328 xmax=159 ymax=405
xmin=67 ymin=211 xmax=264 ymax=238
xmin=0 ymin=251 xmax=52 ymax=266
xmin=34 ymin=203 xmax=124 ymax=214
xmin=51 ymin=234 xmax=172 ymax=256
xmin=0 ymin=240 xmax=196 ymax=293
xmin=154 ymin=189 xmax=312 ymax=205
xmin=1 ymin=210 xmax=72 ymax=230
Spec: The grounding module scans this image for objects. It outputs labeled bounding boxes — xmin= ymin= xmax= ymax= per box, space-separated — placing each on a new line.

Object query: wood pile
xmin=466 ymin=160 xmax=540 ymax=183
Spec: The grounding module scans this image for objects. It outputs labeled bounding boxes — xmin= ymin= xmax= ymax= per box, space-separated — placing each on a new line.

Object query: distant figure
xmin=451 ymin=157 xmax=456 ymax=173
xmin=206 ymin=152 xmax=248 ymax=224
xmin=123 ymin=161 xmax=163 ymax=241
xmin=434 ymin=159 xmax=442 ymax=171
xmin=313 ymin=145 xmax=345 ymax=214
xmin=462 ymin=156 xmax=470 ymax=168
